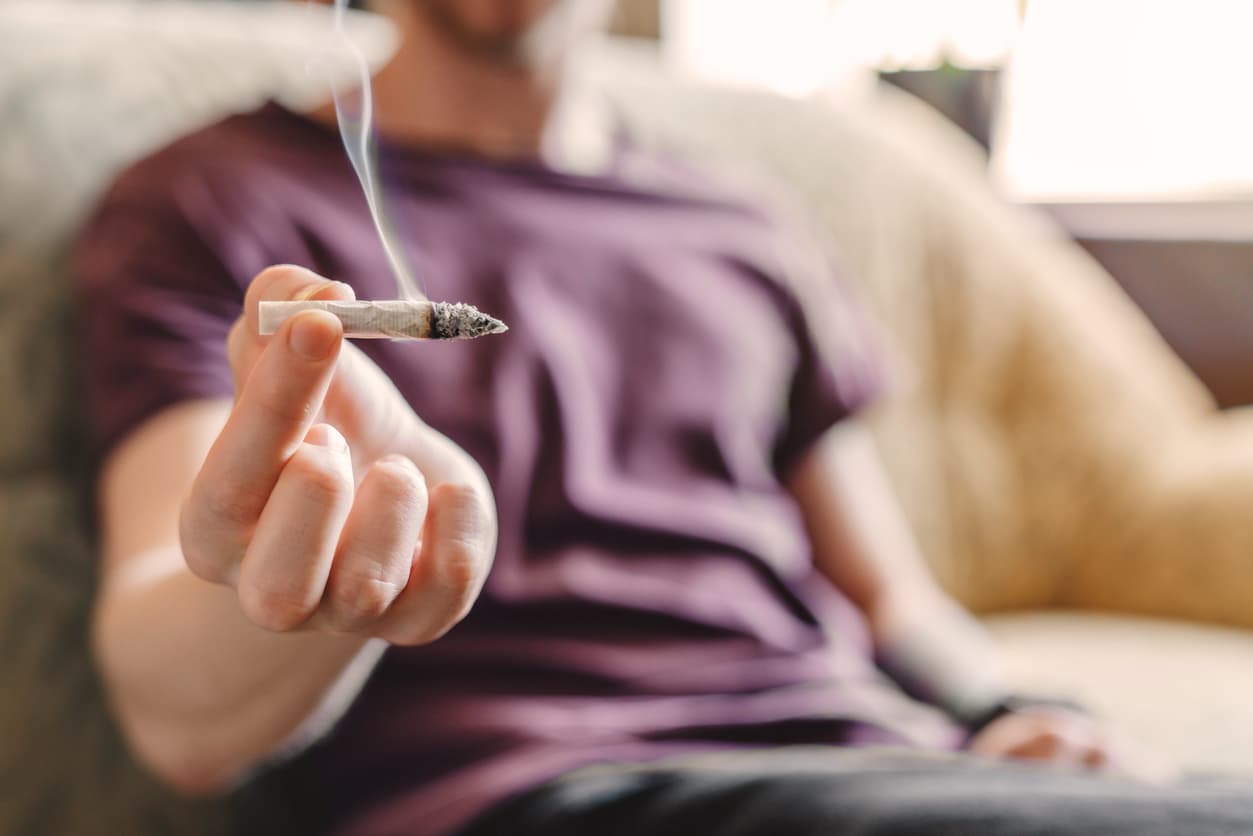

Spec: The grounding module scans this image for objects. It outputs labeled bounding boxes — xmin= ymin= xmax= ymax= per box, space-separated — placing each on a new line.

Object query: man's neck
xmin=355 ymin=2 xmax=558 ymax=160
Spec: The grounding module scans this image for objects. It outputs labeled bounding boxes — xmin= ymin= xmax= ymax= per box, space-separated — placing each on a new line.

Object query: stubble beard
xmin=416 ymin=0 xmax=612 ymax=74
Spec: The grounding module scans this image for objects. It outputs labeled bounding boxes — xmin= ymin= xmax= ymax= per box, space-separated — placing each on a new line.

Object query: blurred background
xmin=4 ymin=1 xmax=1253 ymax=834
xmin=12 ymin=0 xmax=1253 ymax=403
xmin=655 ymin=0 xmax=1253 ymax=408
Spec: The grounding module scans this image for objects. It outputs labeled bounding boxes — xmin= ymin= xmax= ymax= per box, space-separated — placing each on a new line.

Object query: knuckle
xmin=433 ymin=480 xmax=482 ymax=510
xmin=255 ymin=377 xmax=320 ymax=426
xmin=328 ymin=573 xmax=404 ymax=631
xmin=436 ymin=541 xmax=480 ymax=605
xmin=286 ymin=449 xmax=352 ymax=504
xmin=198 ymin=480 xmax=265 ymax=531
xmin=434 ymin=483 xmax=494 ymax=590
xmin=372 ymin=457 xmax=428 ymax=504
xmin=435 ymin=481 xmax=494 ymax=543
xmin=238 ymin=583 xmax=316 ymax=632
xmin=430 ymin=480 xmax=466 ymax=501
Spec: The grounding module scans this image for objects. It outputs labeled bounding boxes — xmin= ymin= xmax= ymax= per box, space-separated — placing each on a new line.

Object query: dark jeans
xmin=458 ymin=747 xmax=1253 ymax=836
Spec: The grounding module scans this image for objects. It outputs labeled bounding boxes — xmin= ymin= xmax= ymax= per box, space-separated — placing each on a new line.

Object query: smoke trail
xmin=317 ymin=0 xmax=424 ymax=300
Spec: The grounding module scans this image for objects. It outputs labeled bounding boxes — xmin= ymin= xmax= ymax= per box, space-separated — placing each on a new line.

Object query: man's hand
xmin=967 ymin=708 xmax=1180 ymax=784
xmin=179 ymin=265 xmax=496 ymax=645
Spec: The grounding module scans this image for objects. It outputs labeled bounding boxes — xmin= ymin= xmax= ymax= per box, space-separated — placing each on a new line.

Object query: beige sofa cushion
xmin=988 ymin=612 xmax=1253 ymax=776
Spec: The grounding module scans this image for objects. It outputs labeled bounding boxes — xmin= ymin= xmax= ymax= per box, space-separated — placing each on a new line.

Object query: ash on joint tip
xmin=431 ymin=301 xmax=510 ymax=340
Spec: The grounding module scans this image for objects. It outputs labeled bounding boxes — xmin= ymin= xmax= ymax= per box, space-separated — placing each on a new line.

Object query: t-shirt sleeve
xmin=74 ymin=166 xmax=246 ymax=461
xmin=772 ymin=251 xmax=889 ymax=476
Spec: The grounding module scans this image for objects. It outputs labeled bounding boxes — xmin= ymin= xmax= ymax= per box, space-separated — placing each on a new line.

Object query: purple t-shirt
xmin=76 ymin=104 xmax=962 ymax=836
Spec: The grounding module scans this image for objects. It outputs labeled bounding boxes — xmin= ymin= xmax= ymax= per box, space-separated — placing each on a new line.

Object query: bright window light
xmin=662 ymin=0 xmax=1021 ymax=96
xmin=993 ymin=0 xmax=1253 ymax=201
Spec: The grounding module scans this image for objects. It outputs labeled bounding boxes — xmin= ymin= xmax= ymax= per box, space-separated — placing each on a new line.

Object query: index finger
xmin=244 ymin=265 xmax=338 ymax=334
xmin=182 ymin=298 xmax=347 ymax=576
xmin=228 ymin=266 xmax=355 ymax=383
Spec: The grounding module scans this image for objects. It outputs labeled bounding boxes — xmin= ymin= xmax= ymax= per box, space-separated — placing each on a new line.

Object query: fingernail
xmin=289 ymin=312 xmax=340 ymax=361
xmin=306 ymin=424 xmax=348 ymax=452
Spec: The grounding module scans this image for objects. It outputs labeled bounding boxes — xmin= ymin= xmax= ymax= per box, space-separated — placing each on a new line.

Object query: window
xmin=994 ymin=0 xmax=1253 ymax=200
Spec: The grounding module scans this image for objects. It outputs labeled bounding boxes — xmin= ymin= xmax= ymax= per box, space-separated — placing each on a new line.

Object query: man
xmin=76 ymin=1 xmax=1251 ymax=835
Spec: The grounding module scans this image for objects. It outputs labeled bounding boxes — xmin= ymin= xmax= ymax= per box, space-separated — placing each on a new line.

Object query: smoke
xmin=315 ymin=0 xmax=424 ymax=300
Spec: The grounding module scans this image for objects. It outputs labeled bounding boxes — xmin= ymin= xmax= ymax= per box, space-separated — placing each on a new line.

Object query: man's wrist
xmin=271 ymin=637 xmax=389 ymax=761
xmin=873 ymin=633 xmax=1008 ymax=720
xmin=957 ymin=694 xmax=1091 ymax=739
xmin=873 ymin=634 xmax=1089 ymax=738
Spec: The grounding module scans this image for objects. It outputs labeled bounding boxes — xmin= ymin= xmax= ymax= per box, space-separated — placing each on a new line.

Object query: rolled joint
xmin=258 ymin=300 xmax=508 ymax=340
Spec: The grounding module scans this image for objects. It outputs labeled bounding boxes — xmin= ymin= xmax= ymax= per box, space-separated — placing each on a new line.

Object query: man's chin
xmin=419 ymin=1 xmax=543 ymax=68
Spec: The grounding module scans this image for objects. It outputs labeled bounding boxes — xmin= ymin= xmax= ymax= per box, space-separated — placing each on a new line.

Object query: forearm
xmin=791 ymin=423 xmax=1008 ymax=718
xmin=93 ymin=554 xmax=380 ymax=794
xmin=869 ymin=584 xmax=1009 ymax=720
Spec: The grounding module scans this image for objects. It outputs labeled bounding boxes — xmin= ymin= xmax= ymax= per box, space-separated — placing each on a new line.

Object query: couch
xmin=3 ymin=3 xmax=1251 ymax=834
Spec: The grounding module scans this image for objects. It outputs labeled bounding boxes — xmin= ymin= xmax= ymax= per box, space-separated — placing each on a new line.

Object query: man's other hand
xmin=179 ymin=265 xmax=496 ymax=645
xmin=968 ymin=707 xmax=1180 ymax=785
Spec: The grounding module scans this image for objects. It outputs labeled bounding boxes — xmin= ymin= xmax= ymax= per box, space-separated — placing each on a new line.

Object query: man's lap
xmin=458 ymin=747 xmax=1253 ymax=836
